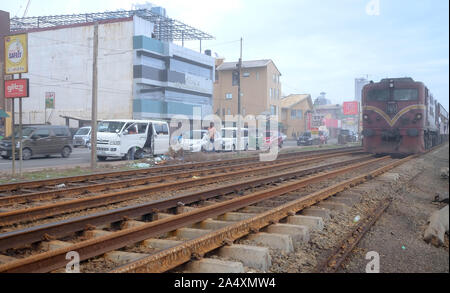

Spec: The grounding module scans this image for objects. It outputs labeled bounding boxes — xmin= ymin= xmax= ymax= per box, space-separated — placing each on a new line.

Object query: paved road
xmin=0 ymin=148 xmax=95 ymax=172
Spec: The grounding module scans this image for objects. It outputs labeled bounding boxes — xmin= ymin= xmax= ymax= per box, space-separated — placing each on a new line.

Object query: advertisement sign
xmin=4 ymin=34 xmax=28 ymax=75
xmin=343 ymin=118 xmax=356 ymax=125
xmin=343 ymin=101 xmax=359 ymax=116
xmin=311 ymin=115 xmax=325 ymax=128
xmin=45 ymin=92 xmax=55 ymax=109
xmin=4 ymin=79 xmax=29 ymax=98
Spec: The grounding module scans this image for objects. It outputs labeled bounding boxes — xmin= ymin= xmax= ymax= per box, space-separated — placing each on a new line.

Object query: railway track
xmin=0 ymin=151 xmax=408 ymax=273
xmin=0 ymin=147 xmax=362 ymax=195
xmin=0 ymin=148 xmax=363 ymax=208
xmin=0 ymin=151 xmax=366 ymax=228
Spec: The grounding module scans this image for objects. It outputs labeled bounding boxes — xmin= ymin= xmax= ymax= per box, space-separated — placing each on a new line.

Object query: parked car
xmin=262 ymin=131 xmax=284 ymax=150
xmin=178 ymin=129 xmax=226 ymax=153
xmin=338 ymin=129 xmax=357 ymax=144
xmin=95 ymin=119 xmax=170 ymax=161
xmin=297 ymin=131 xmax=314 ymax=146
xmin=0 ymin=125 xmax=73 ymax=160
xmin=73 ymin=126 xmax=91 ymax=148
xmin=221 ymin=127 xmax=249 ymax=152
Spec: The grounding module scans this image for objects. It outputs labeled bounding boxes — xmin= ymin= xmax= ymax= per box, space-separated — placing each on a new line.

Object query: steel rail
xmin=0 ymin=153 xmax=370 ymax=226
xmin=0 ymin=154 xmax=375 ymax=251
xmin=0 ymin=156 xmax=388 ymax=273
xmin=0 ymin=150 xmax=361 ymax=206
xmin=112 ymin=155 xmax=414 ymax=273
xmin=0 ymin=147 xmax=362 ymax=193
xmin=316 ymin=198 xmax=392 ymax=273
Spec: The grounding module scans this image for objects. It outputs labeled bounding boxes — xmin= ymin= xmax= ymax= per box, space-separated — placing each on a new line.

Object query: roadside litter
xmin=132 ymin=163 xmax=151 ymax=169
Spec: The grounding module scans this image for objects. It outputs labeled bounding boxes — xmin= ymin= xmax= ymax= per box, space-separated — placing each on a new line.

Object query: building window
xmin=270 ymin=105 xmax=277 ymax=116
xmin=297 ymin=110 xmax=303 ymax=119
xmin=270 ymin=88 xmax=273 ymax=99
xmin=256 ymin=72 xmax=260 ymax=80
xmin=215 ymin=70 xmax=219 ymax=82
xmin=243 ymin=72 xmax=250 ymax=77
xmin=227 ymin=108 xmax=231 ymax=115
xmin=226 ymin=93 xmax=233 ymax=100
xmin=243 ymin=108 xmax=246 ymax=116
xmin=291 ymin=110 xmax=297 ymax=119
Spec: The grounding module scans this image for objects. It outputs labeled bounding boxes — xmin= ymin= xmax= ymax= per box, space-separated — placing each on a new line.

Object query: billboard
xmin=4 ymin=33 xmax=28 ymax=75
xmin=45 ymin=92 xmax=55 ymax=109
xmin=343 ymin=101 xmax=359 ymax=116
xmin=4 ymin=79 xmax=29 ymax=98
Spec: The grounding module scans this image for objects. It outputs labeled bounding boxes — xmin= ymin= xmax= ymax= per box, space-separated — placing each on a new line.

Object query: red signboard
xmin=343 ymin=101 xmax=359 ymax=115
xmin=4 ymin=79 xmax=29 ymax=98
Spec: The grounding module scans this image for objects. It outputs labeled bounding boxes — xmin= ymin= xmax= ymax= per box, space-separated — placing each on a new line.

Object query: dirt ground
xmin=341 ymin=144 xmax=449 ymax=273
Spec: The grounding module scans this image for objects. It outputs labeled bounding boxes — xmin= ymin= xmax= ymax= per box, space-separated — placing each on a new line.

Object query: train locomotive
xmin=362 ymin=78 xmax=448 ymax=155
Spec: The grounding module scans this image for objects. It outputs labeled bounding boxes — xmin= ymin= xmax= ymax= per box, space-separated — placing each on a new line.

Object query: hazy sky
xmin=2 ymin=0 xmax=449 ymax=109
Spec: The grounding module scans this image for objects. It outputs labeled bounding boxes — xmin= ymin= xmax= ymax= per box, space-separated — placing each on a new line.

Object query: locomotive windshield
xmin=367 ymin=89 xmax=389 ymax=101
xmin=393 ymin=89 xmax=419 ymax=101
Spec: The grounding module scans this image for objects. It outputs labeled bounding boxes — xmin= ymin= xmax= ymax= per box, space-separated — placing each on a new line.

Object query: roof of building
xmin=315 ymin=104 xmax=342 ymax=110
xmin=10 ymin=9 xmax=214 ymax=41
xmin=280 ymin=94 xmax=313 ymax=109
xmin=217 ymin=59 xmax=281 ymax=74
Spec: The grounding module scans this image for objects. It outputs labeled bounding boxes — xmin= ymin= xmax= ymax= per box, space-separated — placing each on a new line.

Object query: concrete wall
xmin=17 ymin=20 xmax=134 ymax=127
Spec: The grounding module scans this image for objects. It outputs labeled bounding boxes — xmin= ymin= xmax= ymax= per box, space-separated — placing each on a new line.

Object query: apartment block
xmin=213 ymin=59 xmax=282 ymax=119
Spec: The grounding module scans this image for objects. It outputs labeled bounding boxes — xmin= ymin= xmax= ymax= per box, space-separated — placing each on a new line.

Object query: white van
xmin=221 ymin=127 xmax=249 ymax=152
xmin=96 ymin=119 xmax=170 ymax=161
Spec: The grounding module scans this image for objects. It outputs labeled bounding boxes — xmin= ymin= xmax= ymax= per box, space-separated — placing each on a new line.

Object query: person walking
xmin=208 ymin=122 xmax=217 ymax=152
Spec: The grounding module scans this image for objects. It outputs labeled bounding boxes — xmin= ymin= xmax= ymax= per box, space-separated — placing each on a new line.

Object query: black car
xmin=1 ymin=125 xmax=73 ymax=160
xmin=297 ymin=132 xmax=314 ymax=146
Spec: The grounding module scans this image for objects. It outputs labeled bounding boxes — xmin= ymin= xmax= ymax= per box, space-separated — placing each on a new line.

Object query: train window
xmin=393 ymin=89 xmax=419 ymax=101
xmin=367 ymin=89 xmax=389 ymax=101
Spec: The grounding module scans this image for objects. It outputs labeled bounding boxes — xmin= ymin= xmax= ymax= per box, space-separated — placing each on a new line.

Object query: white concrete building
xmin=7 ymin=9 xmax=214 ymax=128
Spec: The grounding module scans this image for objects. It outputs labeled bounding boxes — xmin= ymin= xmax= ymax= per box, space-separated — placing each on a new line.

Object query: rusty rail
xmin=0 ymin=155 xmax=375 ymax=251
xmin=112 ymin=155 xmax=413 ymax=273
xmin=0 ymin=153 xmax=371 ymax=226
xmin=0 ymin=147 xmax=363 ymax=193
xmin=0 ymin=155 xmax=387 ymax=273
xmin=316 ymin=198 xmax=392 ymax=273
xmin=0 ymin=150 xmax=360 ymax=206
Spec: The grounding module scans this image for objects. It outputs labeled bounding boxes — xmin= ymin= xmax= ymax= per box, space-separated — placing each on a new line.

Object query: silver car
xmin=73 ymin=126 xmax=91 ymax=148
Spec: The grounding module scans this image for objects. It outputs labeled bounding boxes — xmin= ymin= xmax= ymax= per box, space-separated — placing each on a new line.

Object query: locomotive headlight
xmin=415 ymin=113 xmax=423 ymax=120
xmin=363 ymin=114 xmax=369 ymax=120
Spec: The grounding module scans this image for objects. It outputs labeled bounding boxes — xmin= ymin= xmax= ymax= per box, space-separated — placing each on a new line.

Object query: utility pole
xmin=11 ymin=99 xmax=15 ymax=176
xmin=237 ymin=37 xmax=243 ymax=154
xmin=90 ymin=22 xmax=98 ymax=170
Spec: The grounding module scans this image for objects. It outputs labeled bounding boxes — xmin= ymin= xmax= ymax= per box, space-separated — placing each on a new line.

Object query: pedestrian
xmin=208 ymin=122 xmax=216 ymax=152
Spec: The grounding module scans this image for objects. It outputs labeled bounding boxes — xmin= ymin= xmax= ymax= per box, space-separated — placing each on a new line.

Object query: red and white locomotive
xmin=362 ymin=78 xmax=448 ymax=155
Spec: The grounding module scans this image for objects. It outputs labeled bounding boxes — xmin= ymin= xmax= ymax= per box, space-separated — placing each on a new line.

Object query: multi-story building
xmin=1 ymin=8 xmax=214 ymax=128
xmin=280 ymin=94 xmax=313 ymax=138
xmin=213 ymin=59 xmax=282 ymax=120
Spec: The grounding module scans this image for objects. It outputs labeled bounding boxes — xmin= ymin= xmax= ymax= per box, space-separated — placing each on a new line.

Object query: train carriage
xmin=362 ymin=78 xmax=447 ymax=155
